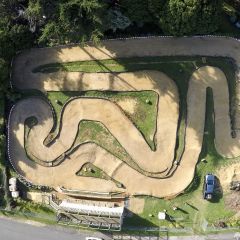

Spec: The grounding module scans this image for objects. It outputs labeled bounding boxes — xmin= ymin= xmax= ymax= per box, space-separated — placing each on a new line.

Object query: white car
xmin=85 ymin=237 xmax=103 ymax=240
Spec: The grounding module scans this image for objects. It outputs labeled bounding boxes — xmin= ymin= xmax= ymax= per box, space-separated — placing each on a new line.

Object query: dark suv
xmin=203 ymin=174 xmax=215 ymax=200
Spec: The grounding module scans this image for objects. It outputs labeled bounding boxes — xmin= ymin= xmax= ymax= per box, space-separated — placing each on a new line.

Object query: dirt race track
xmin=8 ymin=37 xmax=240 ymax=198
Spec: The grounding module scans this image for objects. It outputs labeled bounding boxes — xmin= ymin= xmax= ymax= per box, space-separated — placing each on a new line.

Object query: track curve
xmin=8 ymin=37 xmax=240 ymax=197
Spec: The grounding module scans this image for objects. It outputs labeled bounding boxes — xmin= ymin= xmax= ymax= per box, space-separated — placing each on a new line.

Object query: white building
xmin=57 ymin=199 xmax=125 ymax=231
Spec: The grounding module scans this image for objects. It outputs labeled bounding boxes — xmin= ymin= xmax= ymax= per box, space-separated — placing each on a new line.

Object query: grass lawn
xmin=22 ymin=56 xmax=239 ymax=231
xmin=0 ymin=200 xmax=56 ymax=226
xmin=47 ymin=90 xmax=158 ymax=175
xmin=124 ymin=90 xmax=239 ymax=232
xmin=48 ymin=90 xmax=158 ymax=150
xmin=42 ymin=56 xmax=236 ymax=166
xmin=76 ymin=162 xmax=123 ymax=188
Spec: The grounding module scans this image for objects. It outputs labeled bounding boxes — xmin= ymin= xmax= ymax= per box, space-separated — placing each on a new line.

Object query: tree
xmin=121 ymin=0 xmax=153 ymax=26
xmin=0 ymin=58 xmax=9 ymax=92
xmin=38 ymin=21 xmax=63 ymax=45
xmin=160 ymin=0 xmax=198 ymax=35
xmin=148 ymin=0 xmax=167 ymax=22
xmin=160 ymin=0 xmax=222 ymax=36
xmin=196 ymin=0 xmax=223 ymax=34
xmin=25 ymin=0 xmax=45 ymax=32
xmin=105 ymin=9 xmax=131 ymax=32
xmin=38 ymin=0 xmax=107 ymax=44
xmin=0 ymin=0 xmax=18 ymax=20
xmin=226 ymin=0 xmax=240 ymax=11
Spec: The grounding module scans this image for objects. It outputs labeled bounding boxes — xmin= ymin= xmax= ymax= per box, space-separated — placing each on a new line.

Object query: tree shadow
xmin=122 ymin=210 xmax=169 ymax=239
xmin=123 ymin=209 xmax=158 ymax=228
xmin=185 ymin=202 xmax=199 ymax=211
xmin=176 ymin=207 xmax=188 ymax=214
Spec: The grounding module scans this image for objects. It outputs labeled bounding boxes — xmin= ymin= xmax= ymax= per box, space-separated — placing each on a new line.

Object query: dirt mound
xmin=217 ymin=163 xmax=240 ymax=191
xmin=225 ymin=192 xmax=240 ymax=212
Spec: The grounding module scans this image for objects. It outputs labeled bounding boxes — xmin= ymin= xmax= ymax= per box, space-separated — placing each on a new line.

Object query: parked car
xmin=203 ymin=174 xmax=215 ymax=200
xmin=86 ymin=237 xmax=103 ymax=240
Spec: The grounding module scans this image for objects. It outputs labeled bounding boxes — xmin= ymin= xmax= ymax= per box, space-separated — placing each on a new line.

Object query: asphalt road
xmin=0 ymin=217 xmax=110 ymax=240
xmin=0 ymin=216 xmax=239 ymax=240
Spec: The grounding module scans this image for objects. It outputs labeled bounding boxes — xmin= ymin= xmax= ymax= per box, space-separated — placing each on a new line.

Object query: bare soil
xmin=8 ymin=37 xmax=240 ymax=198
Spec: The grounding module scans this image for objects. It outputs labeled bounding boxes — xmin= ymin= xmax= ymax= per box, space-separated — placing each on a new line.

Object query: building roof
xmin=59 ymin=200 xmax=124 ymax=217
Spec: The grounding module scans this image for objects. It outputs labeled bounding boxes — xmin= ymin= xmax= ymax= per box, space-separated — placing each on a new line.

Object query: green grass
xmin=48 ymin=90 xmax=158 ymax=149
xmin=14 ymin=198 xmax=55 ymax=215
xmin=74 ymin=120 xmax=132 ymax=162
xmin=46 ymin=90 xmax=158 ymax=176
xmin=77 ymin=162 xmax=106 ymax=179
xmin=34 ymin=56 xmax=203 ymax=74
xmin=76 ymin=162 xmax=123 ymax=188
xmin=125 ymin=89 xmax=239 ymax=232
xmin=45 ymin=56 xmax=237 ymax=166
xmin=39 ymin=56 xmax=237 ymax=172
xmin=0 ymin=200 xmax=56 ymax=226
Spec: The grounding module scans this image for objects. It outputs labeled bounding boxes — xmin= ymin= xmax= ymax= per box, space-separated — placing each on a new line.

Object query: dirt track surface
xmin=12 ymin=37 xmax=240 ymax=91
xmin=9 ymin=37 xmax=240 ymax=197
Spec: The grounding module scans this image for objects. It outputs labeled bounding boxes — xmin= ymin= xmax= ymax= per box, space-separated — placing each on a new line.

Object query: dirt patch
xmin=225 ymin=192 xmax=240 ymax=212
xmin=128 ymin=197 xmax=145 ymax=214
xmin=26 ymin=192 xmax=44 ymax=203
xmin=216 ymin=163 xmax=240 ymax=191
xmin=115 ymin=98 xmax=137 ymax=115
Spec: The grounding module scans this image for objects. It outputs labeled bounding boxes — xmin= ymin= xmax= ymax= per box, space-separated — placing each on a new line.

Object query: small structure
xmin=202 ymin=57 xmax=207 ymax=64
xmin=158 ymin=211 xmax=166 ymax=220
xmin=172 ymin=206 xmax=178 ymax=211
xmin=9 ymin=177 xmax=17 ymax=186
xmin=11 ymin=191 xmax=19 ymax=198
xmin=55 ymin=100 xmax=62 ymax=105
xmin=58 ymin=199 xmax=124 ymax=231
xmin=9 ymin=177 xmax=19 ymax=198
xmin=9 ymin=185 xmax=16 ymax=192
xmin=230 ymin=181 xmax=240 ymax=191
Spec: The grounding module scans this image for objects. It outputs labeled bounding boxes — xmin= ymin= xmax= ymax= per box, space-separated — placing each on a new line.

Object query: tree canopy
xmin=161 ymin=0 xmax=222 ymax=35
xmin=0 ymin=0 xmax=224 ymax=50
xmin=121 ymin=0 xmax=222 ymax=35
xmin=226 ymin=0 xmax=240 ymax=11
xmin=0 ymin=0 xmax=226 ymax=93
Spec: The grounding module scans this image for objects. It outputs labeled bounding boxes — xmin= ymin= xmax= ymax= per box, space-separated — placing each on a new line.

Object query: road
xmin=0 ymin=216 xmax=239 ymax=240
xmin=0 ymin=216 xmax=111 ymax=240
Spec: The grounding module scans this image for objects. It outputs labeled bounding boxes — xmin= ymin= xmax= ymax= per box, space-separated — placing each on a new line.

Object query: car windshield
xmin=207 ymin=180 xmax=214 ymax=185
